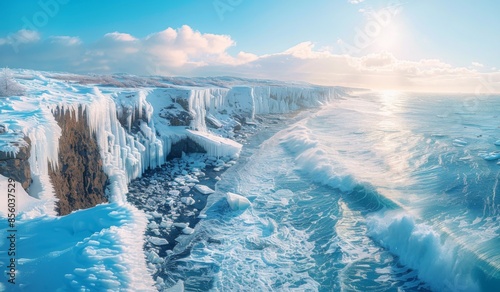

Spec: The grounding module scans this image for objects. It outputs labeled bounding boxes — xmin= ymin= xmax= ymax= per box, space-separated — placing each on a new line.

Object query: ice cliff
xmin=0 ymin=70 xmax=345 ymax=290
xmin=0 ymin=70 xmax=344 ymax=216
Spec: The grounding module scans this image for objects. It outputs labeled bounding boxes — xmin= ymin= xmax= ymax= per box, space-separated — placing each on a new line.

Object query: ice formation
xmin=0 ymin=69 xmax=343 ymax=290
xmin=0 ymin=71 xmax=343 ymax=215
xmin=225 ymin=192 xmax=251 ymax=211
xmin=194 ymin=184 xmax=215 ymax=195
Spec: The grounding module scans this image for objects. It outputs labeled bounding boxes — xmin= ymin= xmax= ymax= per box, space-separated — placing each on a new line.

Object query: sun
xmin=371 ymin=23 xmax=402 ymax=53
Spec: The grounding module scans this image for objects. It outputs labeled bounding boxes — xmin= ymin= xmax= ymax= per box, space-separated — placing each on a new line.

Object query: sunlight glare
xmin=372 ymin=24 xmax=401 ymax=53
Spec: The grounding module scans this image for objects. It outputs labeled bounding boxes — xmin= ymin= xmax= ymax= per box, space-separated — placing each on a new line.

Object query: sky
xmin=0 ymin=0 xmax=499 ymax=93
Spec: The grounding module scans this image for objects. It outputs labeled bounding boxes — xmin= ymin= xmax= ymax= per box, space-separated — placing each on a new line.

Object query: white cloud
xmin=205 ymin=49 xmax=499 ymax=93
xmin=0 ymin=26 xmax=499 ymax=93
xmin=360 ymin=52 xmax=397 ymax=68
xmin=282 ymin=42 xmax=331 ymax=59
xmin=349 ymin=0 xmax=365 ymax=4
xmin=49 ymin=36 xmax=81 ymax=46
xmin=143 ymin=25 xmax=234 ymax=65
xmin=104 ymin=32 xmax=137 ymax=42
xmin=0 ymin=29 xmax=40 ymax=46
xmin=472 ymin=62 xmax=484 ymax=68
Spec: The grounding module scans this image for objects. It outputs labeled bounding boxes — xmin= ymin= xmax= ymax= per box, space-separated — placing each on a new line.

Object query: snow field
xmin=0 ymin=203 xmax=155 ymax=290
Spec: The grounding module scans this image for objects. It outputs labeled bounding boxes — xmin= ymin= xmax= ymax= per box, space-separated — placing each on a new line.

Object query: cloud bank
xmin=0 ymin=25 xmax=499 ymax=93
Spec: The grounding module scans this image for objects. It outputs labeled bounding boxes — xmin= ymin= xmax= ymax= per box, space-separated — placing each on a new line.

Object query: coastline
xmin=126 ymin=109 xmax=319 ymax=291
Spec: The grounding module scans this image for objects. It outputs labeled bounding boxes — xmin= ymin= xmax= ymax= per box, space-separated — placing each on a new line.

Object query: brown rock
xmin=49 ymin=106 xmax=108 ymax=215
xmin=0 ymin=137 xmax=32 ymax=190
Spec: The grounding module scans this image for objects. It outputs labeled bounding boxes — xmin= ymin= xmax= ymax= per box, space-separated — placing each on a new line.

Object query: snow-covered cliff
xmin=0 ymin=71 xmax=345 ymax=216
xmin=0 ymin=70 xmax=345 ymax=290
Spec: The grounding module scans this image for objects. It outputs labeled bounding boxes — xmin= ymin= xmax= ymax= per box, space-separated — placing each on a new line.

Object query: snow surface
xmin=0 ymin=175 xmax=39 ymax=217
xmin=0 ymin=69 xmax=342 ymax=291
xmin=0 ymin=203 xmax=154 ymax=291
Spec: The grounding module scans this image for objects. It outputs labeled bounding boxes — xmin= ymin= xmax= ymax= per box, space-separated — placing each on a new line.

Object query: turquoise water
xmin=167 ymin=92 xmax=500 ymax=291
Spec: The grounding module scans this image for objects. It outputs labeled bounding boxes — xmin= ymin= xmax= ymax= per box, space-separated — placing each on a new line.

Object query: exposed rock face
xmin=167 ymin=138 xmax=206 ymax=160
xmin=175 ymin=97 xmax=190 ymax=112
xmin=159 ymin=106 xmax=192 ymax=126
xmin=0 ymin=137 xmax=32 ymax=189
xmin=49 ymin=107 xmax=108 ymax=216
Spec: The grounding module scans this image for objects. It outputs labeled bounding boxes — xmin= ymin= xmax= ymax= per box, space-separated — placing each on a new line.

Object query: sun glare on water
xmin=380 ymin=90 xmax=402 ymax=107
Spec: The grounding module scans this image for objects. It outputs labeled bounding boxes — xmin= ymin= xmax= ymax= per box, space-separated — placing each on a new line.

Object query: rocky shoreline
xmin=125 ymin=111 xmax=316 ymax=291
xmin=126 ymin=153 xmax=233 ymax=251
xmin=125 ymin=121 xmax=260 ymax=290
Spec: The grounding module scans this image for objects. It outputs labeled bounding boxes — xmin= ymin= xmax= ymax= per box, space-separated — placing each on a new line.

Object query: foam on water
xmin=167 ymin=92 xmax=500 ymax=291
xmin=367 ymin=210 xmax=480 ymax=291
xmin=275 ymin=93 xmax=500 ymax=290
xmin=164 ymin=111 xmax=427 ymax=291
xmin=172 ymin=143 xmax=323 ymax=291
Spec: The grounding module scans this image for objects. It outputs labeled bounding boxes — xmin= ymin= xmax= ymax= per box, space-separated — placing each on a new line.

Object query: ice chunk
xmin=173 ymin=222 xmax=188 ymax=229
xmin=187 ymin=129 xmax=242 ymax=158
xmin=186 ymin=177 xmax=200 ymax=183
xmin=166 ymin=280 xmax=185 ymax=292
xmin=180 ymin=186 xmax=191 ymax=193
xmin=148 ymin=237 xmax=168 ymax=246
xmin=160 ymin=220 xmax=173 ymax=229
xmin=182 ymin=227 xmax=195 ymax=234
xmin=225 ymin=192 xmax=251 ymax=211
xmin=168 ymin=190 xmax=181 ymax=196
xmin=147 ymin=221 xmax=159 ymax=230
xmin=194 ymin=184 xmax=215 ymax=195
xmin=478 ymin=151 xmax=500 ymax=161
xmin=150 ymin=211 xmax=162 ymax=218
xmin=206 ymin=113 xmax=223 ymax=128
xmin=181 ymin=197 xmax=196 ymax=205
xmin=147 ymin=250 xmax=164 ymax=264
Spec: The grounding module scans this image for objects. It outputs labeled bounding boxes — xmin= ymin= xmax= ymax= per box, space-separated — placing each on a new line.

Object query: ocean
xmin=165 ymin=92 xmax=500 ymax=291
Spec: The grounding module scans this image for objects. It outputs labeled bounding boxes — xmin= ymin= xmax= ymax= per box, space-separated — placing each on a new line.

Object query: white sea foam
xmin=278 ymin=123 xmax=357 ymax=193
xmin=367 ymin=211 xmax=480 ymax=292
xmin=271 ymin=93 xmax=500 ymax=290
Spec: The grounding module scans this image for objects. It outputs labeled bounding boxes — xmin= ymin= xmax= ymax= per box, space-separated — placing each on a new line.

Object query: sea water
xmin=166 ymin=92 xmax=500 ymax=291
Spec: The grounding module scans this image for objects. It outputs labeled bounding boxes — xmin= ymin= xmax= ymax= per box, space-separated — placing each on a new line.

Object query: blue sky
xmin=1 ymin=0 xmax=499 ymax=92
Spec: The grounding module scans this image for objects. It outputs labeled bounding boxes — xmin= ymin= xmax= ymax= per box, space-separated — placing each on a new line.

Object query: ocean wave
xmin=278 ymin=123 xmax=357 ymax=193
xmin=276 ymin=115 xmax=500 ymax=291
xmin=367 ymin=210 xmax=480 ymax=292
xmin=278 ymin=122 xmax=399 ymax=213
